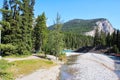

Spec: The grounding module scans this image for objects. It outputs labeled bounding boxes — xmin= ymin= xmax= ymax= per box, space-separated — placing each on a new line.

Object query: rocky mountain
xmin=48 ymin=18 xmax=115 ymax=36
xmin=85 ymin=18 xmax=114 ymax=36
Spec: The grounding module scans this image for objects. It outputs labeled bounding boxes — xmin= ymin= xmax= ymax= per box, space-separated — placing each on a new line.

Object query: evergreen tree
xmin=93 ymin=28 xmax=100 ymax=46
xmin=111 ymin=31 xmax=116 ymax=46
xmin=106 ymin=33 xmax=111 ymax=47
xmin=20 ymin=0 xmax=35 ymax=52
xmin=117 ymin=30 xmax=120 ymax=50
xmin=100 ymin=31 xmax=106 ymax=46
xmin=1 ymin=0 xmax=11 ymax=44
xmin=2 ymin=0 xmax=9 ymax=21
xmin=1 ymin=0 xmax=35 ymax=55
xmin=63 ymin=32 xmax=93 ymax=49
xmin=34 ymin=13 xmax=47 ymax=52
xmin=113 ymin=45 xmax=119 ymax=53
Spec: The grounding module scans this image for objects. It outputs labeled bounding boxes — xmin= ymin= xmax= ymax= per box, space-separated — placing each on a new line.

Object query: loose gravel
xmin=66 ymin=53 xmax=119 ymax=80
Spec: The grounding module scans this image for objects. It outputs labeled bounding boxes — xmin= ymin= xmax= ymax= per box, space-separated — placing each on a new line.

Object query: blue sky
xmin=0 ymin=0 xmax=120 ymax=29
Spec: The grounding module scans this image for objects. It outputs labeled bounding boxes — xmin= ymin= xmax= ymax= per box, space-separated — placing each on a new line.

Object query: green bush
xmin=59 ymin=53 xmax=66 ymax=61
xmin=0 ymin=44 xmax=16 ymax=56
xmin=113 ymin=45 xmax=119 ymax=53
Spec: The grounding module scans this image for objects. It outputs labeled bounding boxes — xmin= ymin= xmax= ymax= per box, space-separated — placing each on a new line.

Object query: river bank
xmin=8 ymin=52 xmax=120 ymax=80
xmin=60 ymin=53 xmax=120 ymax=80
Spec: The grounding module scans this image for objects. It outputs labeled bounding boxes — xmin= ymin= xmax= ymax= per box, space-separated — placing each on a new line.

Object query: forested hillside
xmin=49 ymin=18 xmax=107 ymax=33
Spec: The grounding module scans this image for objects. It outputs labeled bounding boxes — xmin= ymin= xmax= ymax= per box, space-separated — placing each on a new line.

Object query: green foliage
xmin=93 ymin=28 xmax=107 ymax=47
xmin=100 ymin=31 xmax=106 ymax=46
xmin=63 ymin=32 xmax=93 ymax=49
xmin=93 ymin=28 xmax=100 ymax=46
xmin=34 ymin=13 xmax=48 ymax=52
xmin=58 ymin=53 xmax=66 ymax=61
xmin=106 ymin=33 xmax=112 ymax=47
xmin=0 ymin=44 xmax=16 ymax=56
xmin=0 ymin=60 xmax=10 ymax=71
xmin=109 ymin=30 xmax=120 ymax=53
xmin=45 ymin=13 xmax=64 ymax=57
xmin=113 ymin=45 xmax=119 ymax=53
xmin=49 ymin=18 xmax=106 ymax=34
xmin=0 ymin=21 xmax=10 ymax=30
xmin=1 ymin=0 xmax=35 ymax=56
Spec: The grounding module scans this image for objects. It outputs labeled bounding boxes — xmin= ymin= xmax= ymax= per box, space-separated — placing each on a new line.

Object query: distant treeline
xmin=63 ymin=32 xmax=93 ymax=49
xmin=93 ymin=28 xmax=120 ymax=54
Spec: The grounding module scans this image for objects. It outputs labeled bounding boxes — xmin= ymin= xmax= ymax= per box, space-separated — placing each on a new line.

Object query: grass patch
xmin=0 ymin=60 xmax=14 ymax=80
xmin=0 ymin=59 xmax=56 ymax=79
xmin=8 ymin=59 xmax=56 ymax=78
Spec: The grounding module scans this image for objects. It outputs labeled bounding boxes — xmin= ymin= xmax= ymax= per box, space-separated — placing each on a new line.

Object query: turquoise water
xmin=63 ymin=50 xmax=73 ymax=53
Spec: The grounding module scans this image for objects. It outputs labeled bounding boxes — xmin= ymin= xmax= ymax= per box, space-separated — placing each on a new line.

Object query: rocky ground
xmin=6 ymin=53 xmax=120 ymax=80
xmin=61 ymin=53 xmax=120 ymax=80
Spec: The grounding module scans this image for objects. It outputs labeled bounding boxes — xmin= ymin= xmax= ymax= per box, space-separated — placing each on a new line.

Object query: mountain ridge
xmin=48 ymin=18 xmax=115 ymax=36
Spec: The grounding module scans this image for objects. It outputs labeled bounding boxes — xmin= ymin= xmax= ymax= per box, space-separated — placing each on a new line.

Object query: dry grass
xmin=7 ymin=59 xmax=56 ymax=78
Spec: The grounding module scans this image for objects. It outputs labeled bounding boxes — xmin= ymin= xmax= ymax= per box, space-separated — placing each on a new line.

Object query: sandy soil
xmin=16 ymin=65 xmax=61 ymax=80
xmin=4 ymin=55 xmax=40 ymax=62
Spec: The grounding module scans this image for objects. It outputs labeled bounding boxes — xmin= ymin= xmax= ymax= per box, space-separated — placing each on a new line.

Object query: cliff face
xmin=96 ymin=20 xmax=114 ymax=34
xmin=85 ymin=19 xmax=114 ymax=36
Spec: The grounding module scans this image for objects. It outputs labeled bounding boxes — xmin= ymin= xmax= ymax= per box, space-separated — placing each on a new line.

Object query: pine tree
xmin=100 ymin=31 xmax=106 ymax=46
xmin=1 ymin=0 xmax=11 ymax=44
xmin=34 ymin=13 xmax=47 ymax=52
xmin=106 ymin=33 xmax=111 ymax=47
xmin=20 ymin=0 xmax=35 ymax=52
xmin=2 ymin=0 xmax=9 ymax=21
xmin=111 ymin=31 xmax=117 ymax=46
xmin=93 ymin=28 xmax=100 ymax=46
xmin=117 ymin=30 xmax=120 ymax=51
xmin=113 ymin=45 xmax=119 ymax=53
xmin=1 ymin=0 xmax=35 ymax=55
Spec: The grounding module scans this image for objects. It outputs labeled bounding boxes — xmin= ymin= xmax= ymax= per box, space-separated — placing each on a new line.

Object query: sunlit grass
xmin=0 ymin=59 xmax=14 ymax=80
xmin=0 ymin=59 xmax=56 ymax=79
xmin=8 ymin=59 xmax=56 ymax=78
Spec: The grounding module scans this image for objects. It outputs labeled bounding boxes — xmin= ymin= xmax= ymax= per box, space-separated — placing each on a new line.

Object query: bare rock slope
xmin=85 ymin=19 xmax=114 ymax=36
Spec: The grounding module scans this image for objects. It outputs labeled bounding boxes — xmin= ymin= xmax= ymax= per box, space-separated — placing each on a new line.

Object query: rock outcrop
xmin=85 ymin=19 xmax=114 ymax=36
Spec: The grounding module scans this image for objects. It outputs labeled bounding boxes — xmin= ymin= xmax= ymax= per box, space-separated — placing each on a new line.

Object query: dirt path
xmin=3 ymin=55 xmax=40 ymax=62
xmin=3 ymin=54 xmax=58 ymax=62
xmin=16 ymin=65 xmax=61 ymax=80
xmin=3 ymin=55 xmax=62 ymax=80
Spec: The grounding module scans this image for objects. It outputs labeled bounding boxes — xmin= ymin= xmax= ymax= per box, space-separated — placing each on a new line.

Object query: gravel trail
xmin=16 ymin=65 xmax=61 ymax=80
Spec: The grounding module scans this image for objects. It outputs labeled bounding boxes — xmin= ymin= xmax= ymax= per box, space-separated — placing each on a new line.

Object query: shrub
xmin=59 ymin=53 xmax=67 ymax=61
xmin=0 ymin=44 xmax=16 ymax=56
xmin=112 ymin=45 xmax=119 ymax=53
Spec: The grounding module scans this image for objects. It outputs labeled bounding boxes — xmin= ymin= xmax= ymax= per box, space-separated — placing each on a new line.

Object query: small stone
xmin=0 ymin=56 xmax=2 ymax=59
